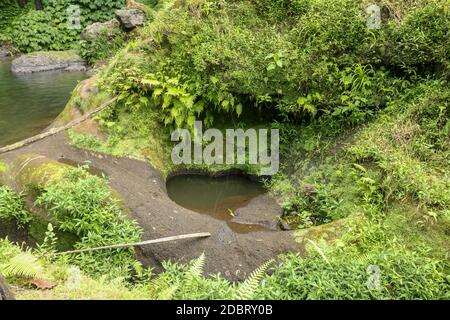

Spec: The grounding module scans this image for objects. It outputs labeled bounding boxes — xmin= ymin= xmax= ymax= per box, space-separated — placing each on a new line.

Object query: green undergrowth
xmin=3 ymin=0 xmax=448 ymax=300
xmin=1 ymin=166 xmax=143 ymax=280
xmin=257 ymin=209 xmax=449 ymax=299
xmin=0 ymin=0 xmax=126 ymax=53
xmin=270 ymin=80 xmax=449 ymax=228
xmin=1 ymin=203 xmax=448 ymax=299
xmin=79 ymin=28 xmax=127 ymax=65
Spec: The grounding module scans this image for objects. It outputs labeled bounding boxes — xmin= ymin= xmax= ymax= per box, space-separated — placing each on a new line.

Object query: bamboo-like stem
xmin=0 ymin=97 xmax=117 ymax=155
xmin=56 ymin=232 xmax=211 ymax=255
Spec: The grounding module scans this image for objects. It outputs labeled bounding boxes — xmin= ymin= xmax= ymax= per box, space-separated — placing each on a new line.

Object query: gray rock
xmin=64 ymin=64 xmax=87 ymax=72
xmin=279 ymin=220 xmax=292 ymax=231
xmin=80 ymin=19 xmax=120 ymax=41
xmin=0 ymin=47 xmax=10 ymax=57
xmin=231 ymin=194 xmax=282 ymax=230
xmin=11 ymin=50 xmax=86 ymax=74
xmin=115 ymin=9 xmax=146 ymax=30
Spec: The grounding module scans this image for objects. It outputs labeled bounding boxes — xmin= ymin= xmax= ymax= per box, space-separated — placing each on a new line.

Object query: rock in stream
xmin=11 ymin=50 xmax=86 ymax=74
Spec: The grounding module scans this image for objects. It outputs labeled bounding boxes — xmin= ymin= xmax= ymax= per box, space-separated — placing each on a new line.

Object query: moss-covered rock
xmin=52 ymin=75 xmax=110 ymax=140
xmin=1 ymin=155 xmax=82 ymax=249
xmin=11 ymin=50 xmax=86 ymax=73
xmin=7 ymin=153 xmax=129 ymax=217
xmin=10 ymin=154 xmax=69 ymax=192
xmin=80 ymin=19 xmax=121 ymax=41
xmin=295 ymin=218 xmax=349 ymax=244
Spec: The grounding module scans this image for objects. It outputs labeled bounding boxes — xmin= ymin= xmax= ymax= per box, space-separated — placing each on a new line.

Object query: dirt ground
xmin=0 ymin=132 xmax=302 ymax=280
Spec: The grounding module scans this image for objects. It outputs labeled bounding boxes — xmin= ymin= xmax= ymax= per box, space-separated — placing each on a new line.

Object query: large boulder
xmin=11 ymin=50 xmax=86 ymax=74
xmin=80 ymin=19 xmax=121 ymax=41
xmin=115 ymin=9 xmax=146 ymax=30
xmin=52 ymin=74 xmax=111 ymax=139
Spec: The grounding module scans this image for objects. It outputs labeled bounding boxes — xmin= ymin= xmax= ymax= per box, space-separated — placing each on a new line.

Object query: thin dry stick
xmin=56 ymin=232 xmax=211 ymax=255
xmin=0 ymin=97 xmax=117 ymax=155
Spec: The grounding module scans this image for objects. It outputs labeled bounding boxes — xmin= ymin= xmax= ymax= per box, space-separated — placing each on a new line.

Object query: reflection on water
xmin=0 ymin=58 xmax=86 ymax=146
xmin=166 ymin=174 xmax=269 ymax=233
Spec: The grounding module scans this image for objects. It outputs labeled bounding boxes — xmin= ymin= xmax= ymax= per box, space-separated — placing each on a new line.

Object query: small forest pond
xmin=0 ymin=58 xmax=86 ymax=146
xmin=166 ymin=174 xmax=270 ymax=233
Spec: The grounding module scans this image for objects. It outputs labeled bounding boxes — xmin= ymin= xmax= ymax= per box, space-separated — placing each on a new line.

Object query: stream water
xmin=0 ymin=58 xmax=86 ymax=147
xmin=166 ymin=174 xmax=271 ymax=233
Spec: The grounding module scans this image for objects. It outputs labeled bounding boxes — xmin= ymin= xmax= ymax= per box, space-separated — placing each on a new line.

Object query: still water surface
xmin=167 ymin=174 xmax=270 ymax=233
xmin=0 ymin=58 xmax=86 ymax=146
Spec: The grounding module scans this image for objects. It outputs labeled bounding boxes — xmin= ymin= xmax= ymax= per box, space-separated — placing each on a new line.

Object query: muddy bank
xmin=0 ymin=132 xmax=301 ymax=280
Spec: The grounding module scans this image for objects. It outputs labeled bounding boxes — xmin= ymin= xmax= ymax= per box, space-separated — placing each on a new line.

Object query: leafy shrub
xmin=1 ymin=0 xmax=125 ymax=52
xmin=257 ymin=247 xmax=449 ymax=299
xmin=0 ymin=1 xmax=25 ymax=43
xmin=0 ymin=186 xmax=32 ymax=228
xmin=381 ymin=2 xmax=450 ymax=76
xmin=79 ymin=28 xmax=126 ymax=64
xmin=35 ymin=166 xmax=143 ymax=279
xmin=101 ymin=0 xmax=448 ymax=133
xmin=348 ymin=80 xmax=450 ymax=209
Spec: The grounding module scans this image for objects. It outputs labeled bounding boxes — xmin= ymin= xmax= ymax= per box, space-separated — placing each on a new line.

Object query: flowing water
xmin=0 ymin=58 xmax=86 ymax=147
xmin=166 ymin=174 xmax=271 ymax=233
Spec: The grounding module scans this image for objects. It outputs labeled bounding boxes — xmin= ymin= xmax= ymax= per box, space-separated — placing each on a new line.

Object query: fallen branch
xmin=0 ymin=97 xmax=117 ymax=155
xmin=56 ymin=232 xmax=211 ymax=255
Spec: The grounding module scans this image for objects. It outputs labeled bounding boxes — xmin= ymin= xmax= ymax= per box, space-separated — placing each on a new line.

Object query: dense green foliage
xmin=1 ymin=0 xmax=449 ymax=300
xmin=0 ymin=166 xmax=143 ymax=279
xmin=0 ymin=186 xmax=32 ymax=228
xmin=100 ymin=0 xmax=449 ymax=130
xmin=79 ymin=28 xmax=126 ymax=64
xmin=0 ymin=0 xmax=125 ymax=52
xmin=0 ymin=1 xmax=24 ymax=35
xmin=34 ymin=166 xmax=143 ymax=278
xmin=76 ymin=0 xmax=448 ymax=300
xmin=272 ymin=80 xmax=449 ymax=226
xmin=258 ymin=234 xmax=449 ymax=299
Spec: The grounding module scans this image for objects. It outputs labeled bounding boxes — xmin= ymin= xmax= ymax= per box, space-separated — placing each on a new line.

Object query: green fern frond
xmin=234 ymin=259 xmax=274 ymax=300
xmin=0 ymin=251 xmax=44 ymax=279
xmin=306 ymin=239 xmax=330 ymax=264
xmin=157 ymin=285 xmax=179 ymax=300
xmin=355 ymin=253 xmax=371 ymax=265
xmin=149 ymin=276 xmax=166 ymax=291
xmin=188 ymin=252 xmax=205 ymax=278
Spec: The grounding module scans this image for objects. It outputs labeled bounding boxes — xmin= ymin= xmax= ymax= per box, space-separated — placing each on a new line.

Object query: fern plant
xmin=234 ymin=259 xmax=274 ymax=300
xmin=0 ymin=250 xmax=44 ymax=279
xmin=187 ymin=252 xmax=205 ymax=279
xmin=35 ymin=223 xmax=58 ymax=260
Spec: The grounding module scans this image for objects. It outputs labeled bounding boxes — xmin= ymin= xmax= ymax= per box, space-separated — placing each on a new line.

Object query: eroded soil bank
xmin=0 ymin=132 xmax=301 ymax=280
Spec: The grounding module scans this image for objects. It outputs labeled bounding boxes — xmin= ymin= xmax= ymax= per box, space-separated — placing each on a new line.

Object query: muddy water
xmin=166 ymin=174 xmax=270 ymax=233
xmin=0 ymin=58 xmax=86 ymax=147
